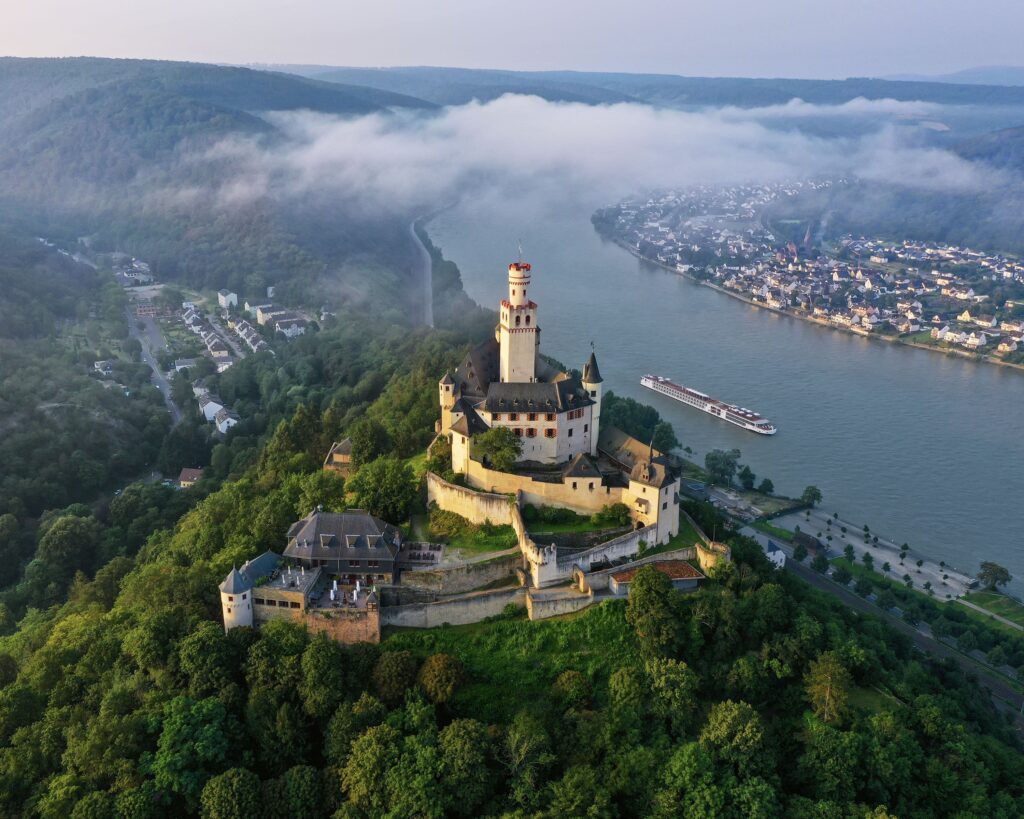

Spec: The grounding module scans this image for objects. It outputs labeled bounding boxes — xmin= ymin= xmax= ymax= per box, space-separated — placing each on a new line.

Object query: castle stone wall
xmin=466 ymin=459 xmax=617 ymax=516
xmin=426 ymin=472 xmax=516 ymax=526
xmin=305 ymin=608 xmax=381 ymax=644
xmin=556 ymin=524 xmax=659 ymax=574
xmin=526 ymin=589 xmax=595 ymax=620
xmin=381 ymin=587 xmax=526 ymax=628
xmin=401 ymin=552 xmax=522 ymax=594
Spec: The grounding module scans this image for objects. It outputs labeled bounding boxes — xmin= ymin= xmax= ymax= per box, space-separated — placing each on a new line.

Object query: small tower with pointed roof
xmin=219 ymin=566 xmax=254 ymax=632
xmin=582 ymin=348 xmax=603 ymax=457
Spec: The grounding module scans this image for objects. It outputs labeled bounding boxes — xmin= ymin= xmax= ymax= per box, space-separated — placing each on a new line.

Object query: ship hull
xmin=641 ymin=375 xmax=777 ymax=435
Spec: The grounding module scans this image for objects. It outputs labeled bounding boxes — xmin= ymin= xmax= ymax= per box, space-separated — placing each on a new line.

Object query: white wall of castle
xmin=221 ymin=590 xmax=253 ymax=632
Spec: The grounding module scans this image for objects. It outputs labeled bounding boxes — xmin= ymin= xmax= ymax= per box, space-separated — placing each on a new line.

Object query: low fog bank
xmin=192 ymin=94 xmax=1012 ymax=221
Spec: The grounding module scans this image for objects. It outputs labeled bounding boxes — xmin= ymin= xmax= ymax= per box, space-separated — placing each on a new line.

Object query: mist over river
xmin=429 ymin=197 xmax=1024 ymax=591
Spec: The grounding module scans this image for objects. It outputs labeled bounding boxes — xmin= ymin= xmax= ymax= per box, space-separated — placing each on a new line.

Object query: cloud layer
xmin=189 ymin=94 xmax=1002 ymax=215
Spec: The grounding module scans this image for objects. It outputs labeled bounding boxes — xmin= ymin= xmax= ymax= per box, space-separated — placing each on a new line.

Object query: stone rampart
xmin=556 ymin=524 xmax=658 ymax=574
xmin=578 ymin=547 xmax=698 ymax=593
xmin=466 ymin=459 xmax=618 ymax=516
xmin=381 ymin=587 xmax=526 ymax=628
xmin=526 ymin=588 xmax=595 ymax=620
xmin=305 ymin=608 xmax=381 ymax=644
xmin=401 ymin=552 xmax=522 ymax=594
xmin=426 ymin=472 xmax=516 ymax=526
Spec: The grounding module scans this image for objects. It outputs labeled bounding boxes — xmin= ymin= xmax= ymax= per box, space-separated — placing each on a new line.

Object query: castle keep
xmin=436 ymin=259 xmax=683 ymax=575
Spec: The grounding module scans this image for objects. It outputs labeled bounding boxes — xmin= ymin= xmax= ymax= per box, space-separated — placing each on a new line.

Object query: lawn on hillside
xmin=384 ymin=600 xmax=639 ymax=722
xmin=964 ymin=590 xmax=1024 ymax=629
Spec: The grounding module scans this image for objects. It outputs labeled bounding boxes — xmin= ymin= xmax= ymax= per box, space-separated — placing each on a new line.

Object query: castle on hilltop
xmin=439 ymin=261 xmax=604 ymax=470
xmin=435 ymin=259 xmax=682 ymax=570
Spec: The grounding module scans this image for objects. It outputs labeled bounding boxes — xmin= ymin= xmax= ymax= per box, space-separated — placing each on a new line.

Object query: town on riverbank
xmin=592 ymin=182 xmax=1024 ymax=370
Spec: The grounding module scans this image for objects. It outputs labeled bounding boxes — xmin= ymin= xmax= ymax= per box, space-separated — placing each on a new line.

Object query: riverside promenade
xmin=770 ymin=508 xmax=976 ymax=598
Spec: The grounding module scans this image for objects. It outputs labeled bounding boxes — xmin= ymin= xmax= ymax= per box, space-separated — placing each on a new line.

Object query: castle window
xmin=494 ymin=413 xmax=503 ymax=421
xmin=526 ymin=316 xmax=531 ymax=325
xmin=509 ymin=413 xmax=518 ymax=421
xmin=568 ymin=428 xmax=573 ymax=437
xmin=590 ymin=390 xmax=597 ymax=397
xmin=528 ymin=413 xmax=537 ymax=421
xmin=290 ymin=601 xmax=300 ymax=609
xmin=241 ymin=593 xmax=246 ymax=600
xmin=254 ymin=598 xmax=265 ymax=606
xmin=514 ymin=428 xmax=523 ymax=437
xmin=545 ymin=413 xmax=555 ymax=421
xmin=572 ymin=482 xmax=578 ymax=489
xmin=515 ymin=315 xmax=521 ymax=326
xmin=663 ymin=501 xmax=668 ymax=510
xmin=227 ymin=607 xmax=231 ymax=614
xmin=228 ymin=596 xmax=234 ymax=602
xmin=589 ymin=482 xmax=594 ymax=491
xmin=584 ymin=424 xmax=588 ymax=433
xmin=545 ymin=429 xmax=555 ymax=438
xmin=527 ymin=428 xmax=536 ymax=438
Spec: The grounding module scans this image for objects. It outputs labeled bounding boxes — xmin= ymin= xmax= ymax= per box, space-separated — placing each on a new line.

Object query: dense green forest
xmin=0 ymin=238 xmax=1020 ymax=814
xmin=1 ymin=377 xmax=1022 ymax=814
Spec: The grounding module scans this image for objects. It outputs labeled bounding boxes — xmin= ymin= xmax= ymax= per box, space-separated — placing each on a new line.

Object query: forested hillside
xmin=294 ymin=64 xmax=1024 ymax=109
xmin=0 ymin=373 xmax=1021 ymax=815
xmin=0 ymin=58 xmax=434 ymax=311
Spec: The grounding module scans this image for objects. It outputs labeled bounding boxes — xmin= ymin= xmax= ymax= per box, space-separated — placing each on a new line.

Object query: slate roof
xmin=562 ymin=453 xmax=603 ymax=480
xmin=283 ymin=510 xmax=402 ymax=562
xmin=219 ymin=550 xmax=282 ymax=593
xmin=630 ymin=458 xmax=674 ymax=489
xmin=450 ymin=404 xmax=489 ymax=437
xmin=582 ymin=351 xmax=603 ymax=384
xmin=483 ymin=378 xmax=593 ymax=414
xmin=453 ymin=338 xmax=500 ymax=400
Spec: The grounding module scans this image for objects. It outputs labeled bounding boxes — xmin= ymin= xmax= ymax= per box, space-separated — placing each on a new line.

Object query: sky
xmin=4 ymin=0 xmax=1024 ymax=79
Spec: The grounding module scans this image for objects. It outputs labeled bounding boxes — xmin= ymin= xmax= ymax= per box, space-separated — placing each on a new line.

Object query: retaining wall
xmin=426 ymin=473 xmax=516 ymax=526
xmin=466 ymin=459 xmax=617 ymax=516
xmin=305 ymin=608 xmax=381 ymax=644
xmin=556 ymin=525 xmax=658 ymax=574
xmin=401 ymin=552 xmax=522 ymax=594
xmin=381 ymin=587 xmax=526 ymax=628
xmin=526 ymin=589 xmax=595 ymax=620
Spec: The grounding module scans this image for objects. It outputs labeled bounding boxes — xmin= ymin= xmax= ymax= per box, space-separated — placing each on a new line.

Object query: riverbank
xmin=607 ymin=235 xmax=1024 ymax=375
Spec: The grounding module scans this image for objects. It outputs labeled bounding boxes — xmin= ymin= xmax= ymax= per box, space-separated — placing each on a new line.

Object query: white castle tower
xmin=219 ymin=567 xmax=253 ymax=632
xmin=582 ymin=350 xmax=603 ymax=457
xmin=498 ymin=262 xmax=539 ymax=383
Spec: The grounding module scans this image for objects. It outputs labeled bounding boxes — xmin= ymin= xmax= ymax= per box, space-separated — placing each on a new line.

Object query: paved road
xmin=128 ymin=311 xmax=182 ymax=425
xmin=206 ymin=312 xmax=248 ymax=360
xmin=410 ymin=219 xmax=434 ymax=328
xmin=742 ymin=527 xmax=1024 ymax=727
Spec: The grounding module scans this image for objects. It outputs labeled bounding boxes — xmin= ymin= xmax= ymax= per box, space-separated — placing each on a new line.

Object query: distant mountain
xmin=886 ymin=66 xmax=1024 ymax=87
xmin=269 ymin=64 xmax=1024 ymax=109
xmin=297 ymin=66 xmax=640 ymax=106
xmin=0 ymin=57 xmax=434 ymax=122
xmin=0 ymin=58 xmax=437 ymax=314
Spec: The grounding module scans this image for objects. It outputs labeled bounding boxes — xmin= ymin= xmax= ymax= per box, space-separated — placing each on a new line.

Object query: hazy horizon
xmin=6 ymin=0 xmax=1024 ymax=80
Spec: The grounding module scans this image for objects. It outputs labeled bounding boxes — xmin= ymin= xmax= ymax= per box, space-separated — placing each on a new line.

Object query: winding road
xmin=128 ymin=310 xmax=182 ymax=425
xmin=409 ymin=219 xmax=434 ymax=328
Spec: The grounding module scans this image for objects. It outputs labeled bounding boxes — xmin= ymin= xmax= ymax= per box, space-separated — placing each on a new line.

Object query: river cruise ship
xmin=641 ymin=374 xmax=777 ymax=435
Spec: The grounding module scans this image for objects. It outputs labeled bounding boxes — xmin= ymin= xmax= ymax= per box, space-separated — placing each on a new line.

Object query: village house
xmin=177 ymin=467 xmax=204 ymax=489
xmin=215 ymin=407 xmax=240 ymax=434
xmin=217 ymin=289 xmax=238 ymax=310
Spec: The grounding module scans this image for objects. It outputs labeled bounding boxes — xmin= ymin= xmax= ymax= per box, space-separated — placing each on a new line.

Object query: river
xmin=428 ymin=198 xmax=1024 ymax=589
